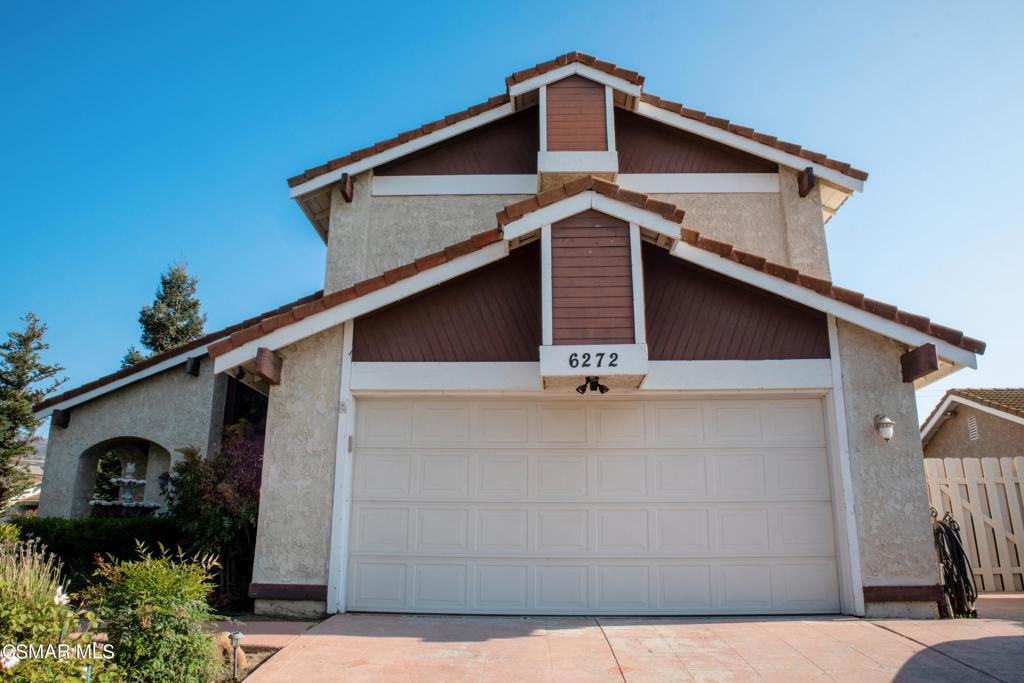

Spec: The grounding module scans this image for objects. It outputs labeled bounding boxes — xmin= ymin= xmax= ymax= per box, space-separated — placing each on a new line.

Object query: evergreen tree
xmin=0 ymin=313 xmax=66 ymax=504
xmin=137 ymin=262 xmax=206 ymax=355
xmin=120 ymin=345 xmax=145 ymax=368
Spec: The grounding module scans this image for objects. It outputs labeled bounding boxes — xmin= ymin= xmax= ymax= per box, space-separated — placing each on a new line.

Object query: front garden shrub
xmin=0 ymin=522 xmax=18 ymax=545
xmin=88 ymin=544 xmax=223 ymax=683
xmin=10 ymin=517 xmax=184 ymax=593
xmin=0 ymin=538 xmax=115 ymax=682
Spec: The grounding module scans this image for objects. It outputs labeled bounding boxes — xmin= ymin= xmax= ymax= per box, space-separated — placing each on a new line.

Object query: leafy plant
xmin=88 ymin=543 xmax=223 ymax=683
xmin=0 ymin=538 xmax=115 ymax=682
xmin=161 ymin=424 xmax=263 ymax=606
xmin=0 ymin=523 xmax=18 ymax=545
xmin=92 ymin=450 xmax=124 ymax=504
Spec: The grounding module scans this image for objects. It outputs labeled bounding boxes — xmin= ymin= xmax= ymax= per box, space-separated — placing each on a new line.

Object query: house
xmin=34 ymin=52 xmax=987 ymax=619
xmin=922 ymin=389 xmax=1024 ymax=459
xmin=2 ymin=438 xmax=46 ymax=520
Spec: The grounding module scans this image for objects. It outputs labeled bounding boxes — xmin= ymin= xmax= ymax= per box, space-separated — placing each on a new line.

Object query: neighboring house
xmin=922 ymin=389 xmax=1024 ymax=459
xmin=2 ymin=438 xmax=45 ymax=520
xmin=34 ymin=52 xmax=988 ymax=620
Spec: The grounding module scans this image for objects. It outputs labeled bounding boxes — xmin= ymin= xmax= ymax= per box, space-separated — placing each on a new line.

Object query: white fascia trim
xmin=641 ymin=359 xmax=833 ymax=391
xmin=617 ymin=173 xmax=780 ymax=194
xmin=540 ymin=224 xmax=553 ymax=346
xmin=826 ymin=315 xmax=865 ymax=616
xmin=371 ymin=175 xmax=537 ymax=196
xmin=628 ymin=223 xmax=646 ymax=345
xmin=502 ymin=191 xmax=681 ymax=242
xmin=538 ymin=151 xmax=618 ymax=173
xmin=922 ymin=394 xmax=1024 ymax=441
xmin=636 ymin=101 xmax=865 ymax=193
xmin=326 ymin=319 xmax=355 ymax=613
xmin=213 ymin=242 xmax=509 ymax=372
xmin=668 ymin=240 xmax=979 ymax=369
xmin=33 ymin=347 xmax=215 ymax=419
xmin=289 ymin=103 xmax=515 ymax=198
xmin=351 ymin=362 xmax=542 ymax=392
xmin=508 ymin=62 xmax=642 ymax=101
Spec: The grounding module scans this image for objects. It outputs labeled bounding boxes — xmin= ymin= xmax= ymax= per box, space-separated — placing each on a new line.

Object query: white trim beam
xmin=508 ymin=62 xmax=643 ymax=101
xmin=213 ymin=242 xmax=509 ymax=372
xmin=617 ymin=173 xmax=780 ymax=194
xmin=668 ymin=240 xmax=978 ymax=369
xmin=371 ymin=175 xmax=537 ymax=196
xmin=605 ymin=85 xmax=616 ymax=151
xmin=537 ymin=150 xmax=618 ymax=173
xmin=351 ymin=362 xmax=542 ymax=392
xmin=641 ymin=359 xmax=832 ymax=391
xmin=290 ymin=103 xmax=515 ymax=198
xmin=539 ymin=84 xmax=547 ymax=151
xmin=628 ymin=223 xmax=646 ymax=345
xmin=826 ymin=315 xmax=866 ymax=616
xmin=636 ymin=101 xmax=865 ymax=193
xmin=325 ymin=320 xmax=355 ymax=613
xmin=540 ymin=224 xmax=553 ymax=346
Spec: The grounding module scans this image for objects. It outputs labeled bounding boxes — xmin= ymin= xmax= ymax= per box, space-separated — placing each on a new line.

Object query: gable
xmin=546 ymin=75 xmax=608 ymax=152
xmin=643 ymin=242 xmax=828 ymax=360
xmin=375 ymin=108 xmax=538 ymax=176
xmin=924 ymin=403 xmax=1024 ymax=459
xmin=616 ymin=108 xmax=778 ymax=174
xmin=353 ymin=242 xmax=540 ymax=361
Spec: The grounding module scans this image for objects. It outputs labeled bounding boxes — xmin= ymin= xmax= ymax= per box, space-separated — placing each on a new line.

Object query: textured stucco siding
xmin=924 ymin=404 xmax=1024 ymax=459
xmin=325 ymin=171 xmax=529 ymax=292
xmin=836 ymin=320 xmax=939 ymax=592
xmin=37 ymin=358 xmax=224 ymax=519
xmin=250 ymin=327 xmax=343 ymax=605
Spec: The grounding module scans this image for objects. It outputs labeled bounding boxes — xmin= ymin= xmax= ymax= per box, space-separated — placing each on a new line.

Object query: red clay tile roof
xmin=34 ymin=291 xmax=324 ymax=412
xmin=949 ymin=388 xmax=1024 ymax=419
xmin=505 ymin=51 xmax=645 ymax=88
xmin=287 ymin=52 xmax=867 ymax=191
xmin=640 ymin=93 xmax=869 ymax=182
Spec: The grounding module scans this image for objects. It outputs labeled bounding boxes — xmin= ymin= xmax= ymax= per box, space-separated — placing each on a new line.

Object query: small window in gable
xmin=967 ymin=416 xmax=979 ymax=441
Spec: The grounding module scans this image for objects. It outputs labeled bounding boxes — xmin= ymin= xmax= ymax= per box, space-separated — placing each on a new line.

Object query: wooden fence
xmin=924 ymin=457 xmax=1024 ymax=592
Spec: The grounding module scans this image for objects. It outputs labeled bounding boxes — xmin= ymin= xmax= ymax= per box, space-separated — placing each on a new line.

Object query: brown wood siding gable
xmin=551 ymin=210 xmax=635 ymax=345
xmin=375 ymin=108 xmax=538 ymax=176
xmin=353 ymin=242 xmax=541 ymax=361
xmin=616 ymin=109 xmax=778 ymax=174
xmin=643 ymin=243 xmax=828 ymax=360
xmin=546 ymin=76 xmax=607 ymax=152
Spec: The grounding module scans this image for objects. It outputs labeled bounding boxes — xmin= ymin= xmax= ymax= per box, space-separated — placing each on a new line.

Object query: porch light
xmin=576 ymin=376 xmax=609 ymax=395
xmin=874 ymin=415 xmax=895 ymax=442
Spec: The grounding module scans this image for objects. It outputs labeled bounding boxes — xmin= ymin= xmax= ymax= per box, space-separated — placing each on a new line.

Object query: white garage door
xmin=346 ymin=397 xmax=839 ymax=614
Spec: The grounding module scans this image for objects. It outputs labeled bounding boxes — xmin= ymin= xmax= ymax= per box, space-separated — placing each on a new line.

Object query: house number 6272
xmin=568 ymin=352 xmax=618 ymax=369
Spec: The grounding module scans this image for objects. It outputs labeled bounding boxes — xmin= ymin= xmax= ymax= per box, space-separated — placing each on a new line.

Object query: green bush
xmin=88 ymin=544 xmax=223 ymax=683
xmin=10 ymin=517 xmax=184 ymax=593
xmin=0 ymin=522 xmax=19 ymax=545
xmin=0 ymin=538 xmax=116 ymax=682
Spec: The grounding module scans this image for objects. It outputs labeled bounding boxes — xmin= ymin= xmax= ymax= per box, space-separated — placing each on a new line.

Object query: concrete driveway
xmin=245 ymin=595 xmax=1024 ymax=682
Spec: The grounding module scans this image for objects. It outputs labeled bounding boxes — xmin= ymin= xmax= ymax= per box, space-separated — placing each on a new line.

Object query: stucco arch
xmin=72 ymin=437 xmax=174 ymax=518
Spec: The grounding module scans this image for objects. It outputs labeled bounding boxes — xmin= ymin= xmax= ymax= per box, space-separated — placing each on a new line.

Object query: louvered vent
xmin=967 ymin=416 xmax=979 ymax=441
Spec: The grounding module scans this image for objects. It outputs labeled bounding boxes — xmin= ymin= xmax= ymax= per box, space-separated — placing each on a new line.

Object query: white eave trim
xmin=641 ymin=359 xmax=832 ymax=391
xmin=636 ymin=101 xmax=865 ymax=193
xmin=289 ymin=102 xmax=516 ymax=198
xmin=33 ymin=346 xmax=216 ymax=419
xmin=669 ymin=240 xmax=978 ymax=370
xmin=921 ymin=394 xmax=1024 ymax=441
xmin=371 ymin=175 xmax=537 ymax=196
xmin=502 ymin=191 xmax=682 ymax=243
xmin=352 ymin=362 xmax=542 ymax=392
xmin=213 ymin=242 xmax=509 ymax=372
xmin=508 ymin=63 xmax=643 ymax=101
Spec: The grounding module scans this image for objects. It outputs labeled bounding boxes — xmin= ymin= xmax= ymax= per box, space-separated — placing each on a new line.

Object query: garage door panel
xmin=348 ymin=397 xmax=839 ymax=615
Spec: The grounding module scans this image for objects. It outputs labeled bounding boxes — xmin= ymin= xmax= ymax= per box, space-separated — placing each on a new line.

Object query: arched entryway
xmin=73 ymin=437 xmax=173 ymax=518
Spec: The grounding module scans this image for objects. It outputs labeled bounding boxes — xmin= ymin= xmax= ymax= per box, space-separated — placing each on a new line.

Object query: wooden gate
xmin=924 ymin=457 xmax=1024 ymax=592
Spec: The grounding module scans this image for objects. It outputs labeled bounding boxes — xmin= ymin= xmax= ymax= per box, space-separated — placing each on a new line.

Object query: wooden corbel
xmin=338 ymin=173 xmax=354 ymax=203
xmin=51 ymin=409 xmax=71 ymax=429
xmin=254 ymin=347 xmax=283 ymax=385
xmin=900 ymin=343 xmax=939 ymax=383
xmin=797 ymin=167 xmax=816 ymax=198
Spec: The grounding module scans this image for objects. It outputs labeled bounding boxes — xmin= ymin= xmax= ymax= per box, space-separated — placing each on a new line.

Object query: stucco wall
xmin=836 ymin=320 xmax=939 ymax=596
xmin=37 ymin=358 xmax=225 ymax=518
xmin=925 ymin=404 xmax=1024 ymax=459
xmin=325 ymin=170 xmax=831 ymax=293
xmin=325 ymin=171 xmax=529 ymax=292
xmin=250 ymin=326 xmax=343 ymax=611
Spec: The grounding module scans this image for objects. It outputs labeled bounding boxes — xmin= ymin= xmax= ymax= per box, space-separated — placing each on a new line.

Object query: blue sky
xmin=1 ymin=1 xmax=1021 ymax=421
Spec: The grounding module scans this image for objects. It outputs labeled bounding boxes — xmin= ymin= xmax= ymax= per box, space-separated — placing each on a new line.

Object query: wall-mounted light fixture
xmin=576 ymin=376 xmax=609 ymax=395
xmin=874 ymin=414 xmax=895 ymax=442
